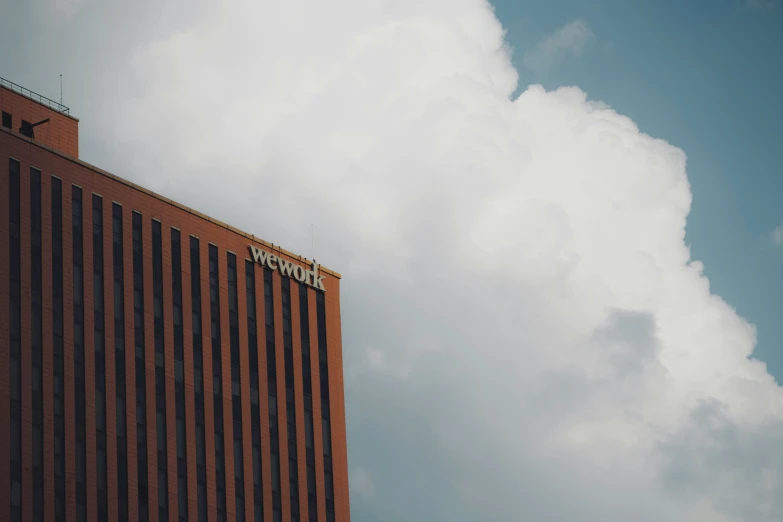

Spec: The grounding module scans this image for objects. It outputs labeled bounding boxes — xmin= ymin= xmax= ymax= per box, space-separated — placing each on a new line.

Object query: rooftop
xmin=0 ymin=123 xmax=341 ymax=279
xmin=0 ymin=76 xmax=71 ymax=115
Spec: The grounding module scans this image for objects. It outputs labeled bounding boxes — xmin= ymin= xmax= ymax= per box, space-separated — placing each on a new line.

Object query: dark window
xmin=245 ymin=260 xmax=265 ymax=522
xmin=2 ymin=111 xmax=11 ymax=129
xmin=281 ymin=277 xmax=300 ymax=521
xmin=113 ymin=203 xmax=129 ymax=522
xmin=93 ymin=194 xmax=108 ymax=522
xmin=72 ymin=185 xmax=88 ymax=522
xmin=171 ymin=229 xmax=189 ymax=522
xmin=264 ymin=268 xmax=282 ymax=522
xmin=9 ymin=159 xmax=22 ymax=522
xmin=299 ymin=284 xmax=319 ymax=520
xmin=133 ymin=211 xmax=150 ymax=522
xmin=190 ymin=236 xmax=209 ymax=522
xmin=152 ymin=219 xmax=169 ymax=522
xmin=316 ymin=292 xmax=335 ymax=521
xmin=52 ymin=176 xmax=66 ymax=522
xmin=30 ymin=168 xmax=44 ymax=522
xmin=227 ymin=254 xmax=246 ymax=522
xmin=210 ymin=244 xmax=227 ymax=522
xmin=20 ymin=119 xmax=34 ymax=138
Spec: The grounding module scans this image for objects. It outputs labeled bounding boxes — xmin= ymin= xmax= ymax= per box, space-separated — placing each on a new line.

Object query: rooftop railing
xmin=0 ymin=76 xmax=70 ymax=115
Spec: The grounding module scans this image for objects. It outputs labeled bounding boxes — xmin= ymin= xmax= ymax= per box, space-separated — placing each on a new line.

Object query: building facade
xmin=1 ymin=78 xmax=350 ymax=522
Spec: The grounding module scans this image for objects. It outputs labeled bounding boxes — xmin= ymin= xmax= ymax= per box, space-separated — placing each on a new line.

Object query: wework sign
xmin=248 ymin=245 xmax=326 ymax=292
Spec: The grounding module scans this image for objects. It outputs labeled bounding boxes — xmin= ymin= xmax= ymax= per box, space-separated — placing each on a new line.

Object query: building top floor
xmin=1 ymin=76 xmax=79 ymax=159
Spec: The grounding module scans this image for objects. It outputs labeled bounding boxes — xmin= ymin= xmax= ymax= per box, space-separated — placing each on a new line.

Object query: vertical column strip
xmin=190 ymin=237 xmax=209 ymax=522
xmin=281 ymin=277 xmax=301 ymax=521
xmin=61 ymin=182 xmax=75 ymax=522
xmin=132 ymin=211 xmax=150 ymax=522
xmin=143 ymin=214 xmax=158 ymax=522
xmin=316 ymin=292 xmax=335 ymax=522
xmin=0 ymin=158 xmax=11 ymax=522
xmin=42 ymin=173 xmax=54 ymax=522
xmin=209 ymin=244 xmax=228 ymax=522
xmin=30 ymin=167 xmax=44 ymax=522
xmin=237 ymin=260 xmax=254 ymax=522
xmin=9 ymin=158 xmax=22 ymax=522
xmin=181 ymin=236 xmax=197 ymax=522
xmin=298 ymin=284 xmax=318 ymax=521
xmin=19 ymin=159 xmax=32 ymax=522
xmin=227 ymin=253 xmax=246 ymax=522
xmin=264 ymin=268 xmax=283 ymax=522
xmin=104 ymin=198 xmax=118 ymax=522
xmin=244 ymin=260 xmax=264 ymax=522
xmin=123 ymin=205 xmax=138 ymax=522
xmin=72 ymin=185 xmax=88 ymax=522
xmin=114 ymin=203 xmax=129 ymax=522
xmin=93 ymin=194 xmax=108 ymax=521
xmin=272 ymin=272 xmax=290 ymax=522
xmin=51 ymin=176 xmax=66 ymax=522
xmin=151 ymin=219 xmax=169 ymax=522
xmin=171 ymin=229 xmax=189 ymax=522
xmin=253 ymin=262 xmax=273 ymax=522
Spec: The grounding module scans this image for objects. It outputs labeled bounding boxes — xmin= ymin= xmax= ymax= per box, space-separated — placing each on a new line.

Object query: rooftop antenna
xmin=60 ymin=74 xmax=63 ymax=106
xmin=311 ymin=223 xmax=315 ymax=261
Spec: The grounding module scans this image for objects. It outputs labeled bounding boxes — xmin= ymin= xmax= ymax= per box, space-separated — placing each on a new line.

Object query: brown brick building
xmin=0 ymin=78 xmax=350 ymax=522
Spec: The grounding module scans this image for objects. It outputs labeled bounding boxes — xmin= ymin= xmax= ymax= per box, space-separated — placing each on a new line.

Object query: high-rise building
xmin=0 ymin=77 xmax=350 ymax=522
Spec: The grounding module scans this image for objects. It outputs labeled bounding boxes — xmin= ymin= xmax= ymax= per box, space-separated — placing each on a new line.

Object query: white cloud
xmin=771 ymin=222 xmax=783 ymax=246
xmin=523 ymin=20 xmax=595 ymax=76
xmin=12 ymin=0 xmax=783 ymax=520
xmin=50 ymin=0 xmax=86 ymax=22
xmin=349 ymin=467 xmax=377 ymax=502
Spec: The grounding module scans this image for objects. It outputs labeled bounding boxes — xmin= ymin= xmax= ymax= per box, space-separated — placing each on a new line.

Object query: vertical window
xmin=31 ymin=168 xmax=44 ymax=522
xmin=282 ymin=277 xmax=300 ymax=522
xmin=133 ymin=212 xmax=150 ymax=522
xmin=245 ymin=260 xmax=264 ymax=522
xmin=209 ymin=244 xmax=227 ymax=522
xmin=93 ymin=194 xmax=108 ymax=522
xmin=113 ymin=203 xmax=129 ymax=522
xmin=227 ymin=254 xmax=246 ymax=522
xmin=264 ymin=269 xmax=283 ymax=522
xmin=190 ymin=237 xmax=209 ymax=522
xmin=299 ymin=284 xmax=318 ymax=521
xmin=152 ymin=219 xmax=169 ymax=522
xmin=171 ymin=229 xmax=188 ymax=522
xmin=2 ymin=111 xmax=11 ymax=129
xmin=51 ymin=176 xmax=66 ymax=522
xmin=72 ymin=185 xmax=87 ymax=522
xmin=9 ymin=159 xmax=22 ymax=522
xmin=316 ymin=292 xmax=335 ymax=522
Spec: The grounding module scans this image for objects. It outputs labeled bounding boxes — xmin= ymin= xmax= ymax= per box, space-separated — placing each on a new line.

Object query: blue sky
xmin=492 ymin=0 xmax=783 ymax=381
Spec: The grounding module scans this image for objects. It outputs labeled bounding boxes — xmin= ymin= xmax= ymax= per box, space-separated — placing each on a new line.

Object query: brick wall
xmin=0 ymin=128 xmax=349 ymax=522
xmin=0 ymin=85 xmax=79 ymax=159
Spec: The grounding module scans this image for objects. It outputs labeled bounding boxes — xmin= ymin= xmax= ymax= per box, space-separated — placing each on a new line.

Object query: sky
xmin=1 ymin=1 xmax=782 ymax=521
xmin=491 ymin=0 xmax=783 ymax=383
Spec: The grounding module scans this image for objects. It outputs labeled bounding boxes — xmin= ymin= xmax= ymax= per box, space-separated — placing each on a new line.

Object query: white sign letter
xmin=249 ymin=245 xmax=268 ymax=265
xmin=278 ymin=258 xmax=295 ymax=277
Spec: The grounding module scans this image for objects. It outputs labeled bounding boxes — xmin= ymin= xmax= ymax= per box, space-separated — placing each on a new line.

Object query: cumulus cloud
xmin=523 ymin=20 xmax=594 ymax=76
xmin=6 ymin=0 xmax=783 ymax=520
